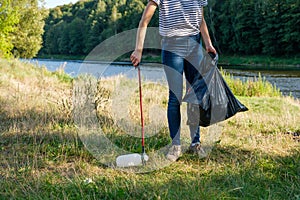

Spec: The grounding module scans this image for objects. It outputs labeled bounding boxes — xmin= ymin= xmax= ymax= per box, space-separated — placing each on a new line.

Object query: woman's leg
xmin=162 ymin=50 xmax=185 ymax=145
xmin=184 ymin=59 xmax=200 ymax=144
xmin=184 ymin=34 xmax=203 ymax=144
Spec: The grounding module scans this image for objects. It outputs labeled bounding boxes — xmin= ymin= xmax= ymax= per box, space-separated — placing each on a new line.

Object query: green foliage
xmin=84 ymin=1 xmax=107 ymax=53
xmin=219 ymin=54 xmax=300 ymax=67
xmin=58 ymin=21 xmax=71 ymax=54
xmin=41 ymin=0 xmax=300 ymax=58
xmin=0 ymin=0 xmax=19 ymax=58
xmin=221 ymin=69 xmax=282 ymax=97
xmin=41 ymin=0 xmax=147 ymax=57
xmin=12 ymin=0 xmax=48 ymax=58
xmin=44 ymin=21 xmax=64 ymax=54
xmin=206 ymin=0 xmax=300 ymax=56
xmin=68 ymin=17 xmax=86 ymax=55
xmin=281 ymin=0 xmax=300 ymax=54
xmin=0 ymin=0 xmax=48 ymax=59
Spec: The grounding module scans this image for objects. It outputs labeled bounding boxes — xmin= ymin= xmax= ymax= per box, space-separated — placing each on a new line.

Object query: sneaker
xmin=188 ymin=143 xmax=207 ymax=158
xmin=166 ymin=145 xmax=181 ymax=162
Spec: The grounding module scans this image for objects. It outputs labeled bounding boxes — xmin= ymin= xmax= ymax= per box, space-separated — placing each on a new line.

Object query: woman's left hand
xmin=206 ymin=45 xmax=217 ymax=55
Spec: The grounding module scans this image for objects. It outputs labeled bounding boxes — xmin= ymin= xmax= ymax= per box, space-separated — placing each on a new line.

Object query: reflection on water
xmin=24 ymin=59 xmax=300 ymax=99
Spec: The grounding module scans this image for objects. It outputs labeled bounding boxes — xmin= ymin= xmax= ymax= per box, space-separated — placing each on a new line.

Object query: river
xmin=25 ymin=59 xmax=300 ymax=99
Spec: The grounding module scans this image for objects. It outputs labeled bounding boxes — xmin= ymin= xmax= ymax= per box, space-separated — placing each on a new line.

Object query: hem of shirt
xmin=160 ymin=30 xmax=201 ymax=38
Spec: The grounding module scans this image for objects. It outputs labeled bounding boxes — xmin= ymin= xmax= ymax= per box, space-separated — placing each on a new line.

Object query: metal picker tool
xmin=116 ymin=66 xmax=148 ymax=167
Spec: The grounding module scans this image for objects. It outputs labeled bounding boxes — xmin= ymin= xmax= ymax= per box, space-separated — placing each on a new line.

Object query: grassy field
xmin=0 ymin=59 xmax=299 ymax=199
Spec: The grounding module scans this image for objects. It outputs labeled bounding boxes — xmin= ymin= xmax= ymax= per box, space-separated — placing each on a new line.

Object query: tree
xmin=120 ymin=0 xmax=145 ymax=29
xmin=58 ymin=22 xmax=71 ymax=55
xmin=0 ymin=0 xmax=19 ymax=58
xmin=84 ymin=1 xmax=107 ymax=53
xmin=68 ymin=17 xmax=86 ymax=55
xmin=280 ymin=0 xmax=300 ymax=54
xmin=11 ymin=0 xmax=48 ymax=58
xmin=215 ymin=0 xmax=236 ymax=54
xmin=44 ymin=20 xmax=64 ymax=54
xmin=110 ymin=5 xmax=122 ymax=35
xmin=232 ymin=0 xmax=263 ymax=54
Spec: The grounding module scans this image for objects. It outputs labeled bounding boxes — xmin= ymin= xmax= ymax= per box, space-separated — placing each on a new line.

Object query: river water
xmin=25 ymin=59 xmax=300 ymax=99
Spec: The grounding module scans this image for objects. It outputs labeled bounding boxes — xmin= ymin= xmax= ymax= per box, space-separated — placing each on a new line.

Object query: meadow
xmin=0 ymin=59 xmax=299 ymax=199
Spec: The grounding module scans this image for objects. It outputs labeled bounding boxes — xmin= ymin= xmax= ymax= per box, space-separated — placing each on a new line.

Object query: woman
xmin=130 ymin=0 xmax=216 ymax=161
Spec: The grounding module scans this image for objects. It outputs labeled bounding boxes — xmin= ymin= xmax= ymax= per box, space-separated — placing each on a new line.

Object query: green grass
xmin=0 ymin=59 xmax=299 ymax=199
xmin=219 ymin=55 xmax=300 ymax=68
xmin=37 ymin=54 xmax=86 ymax=61
xmin=221 ymin=69 xmax=282 ymax=97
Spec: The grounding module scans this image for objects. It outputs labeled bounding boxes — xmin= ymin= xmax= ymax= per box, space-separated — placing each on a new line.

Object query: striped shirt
xmin=151 ymin=0 xmax=208 ymax=37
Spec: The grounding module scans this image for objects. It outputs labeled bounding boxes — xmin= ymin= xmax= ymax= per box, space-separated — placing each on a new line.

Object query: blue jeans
xmin=162 ymin=34 xmax=203 ymax=146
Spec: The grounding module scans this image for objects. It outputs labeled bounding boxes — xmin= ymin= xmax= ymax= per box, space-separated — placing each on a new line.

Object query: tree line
xmin=40 ymin=0 xmax=154 ymax=56
xmin=208 ymin=0 xmax=300 ymax=56
xmin=0 ymin=0 xmax=299 ymax=59
xmin=41 ymin=0 xmax=299 ymax=58
xmin=0 ymin=0 xmax=47 ymax=58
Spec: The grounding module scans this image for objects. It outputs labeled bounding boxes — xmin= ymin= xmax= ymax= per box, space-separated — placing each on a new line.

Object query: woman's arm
xmin=130 ymin=1 xmax=157 ymax=67
xmin=200 ymin=8 xmax=217 ymax=54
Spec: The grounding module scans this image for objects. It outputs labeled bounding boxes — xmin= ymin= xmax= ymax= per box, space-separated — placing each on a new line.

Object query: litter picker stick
xmin=115 ymin=66 xmax=148 ymax=167
xmin=138 ymin=66 xmax=146 ymax=164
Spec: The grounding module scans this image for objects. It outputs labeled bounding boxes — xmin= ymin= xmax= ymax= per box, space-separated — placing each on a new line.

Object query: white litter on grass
xmin=83 ymin=178 xmax=94 ymax=184
xmin=116 ymin=153 xmax=149 ymax=168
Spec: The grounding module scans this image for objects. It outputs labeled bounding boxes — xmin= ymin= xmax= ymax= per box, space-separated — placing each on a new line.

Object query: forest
xmin=40 ymin=0 xmax=300 ymax=57
xmin=0 ymin=0 xmax=299 ymax=59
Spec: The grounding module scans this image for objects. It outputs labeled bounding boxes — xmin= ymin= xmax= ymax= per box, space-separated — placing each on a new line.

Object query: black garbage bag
xmin=182 ymin=53 xmax=248 ymax=127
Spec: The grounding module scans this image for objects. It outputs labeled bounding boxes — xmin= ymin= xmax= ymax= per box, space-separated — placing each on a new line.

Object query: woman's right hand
xmin=130 ymin=50 xmax=142 ymax=67
xmin=130 ymin=1 xmax=157 ymax=67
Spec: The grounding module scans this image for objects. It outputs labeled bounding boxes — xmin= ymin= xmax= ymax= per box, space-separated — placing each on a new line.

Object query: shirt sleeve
xmin=200 ymin=0 xmax=208 ymax=7
xmin=149 ymin=0 xmax=160 ymax=6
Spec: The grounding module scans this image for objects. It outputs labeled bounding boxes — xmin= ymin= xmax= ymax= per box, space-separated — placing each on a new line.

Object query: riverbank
xmin=37 ymin=54 xmax=300 ymax=69
xmin=0 ymin=59 xmax=299 ymax=199
xmin=26 ymin=58 xmax=300 ymax=99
